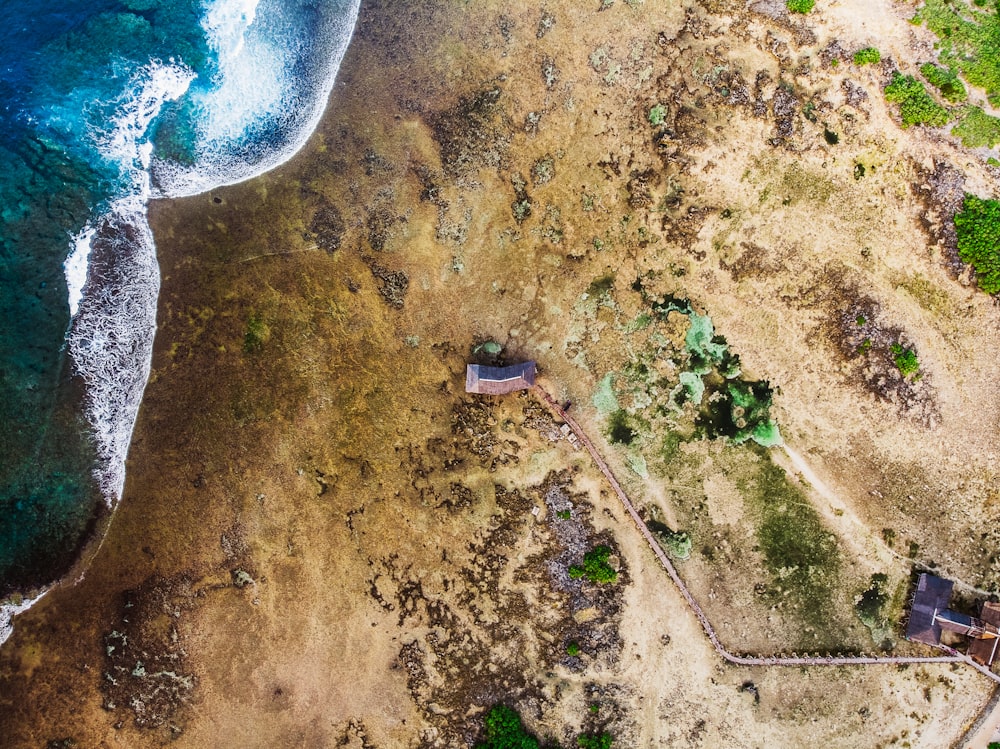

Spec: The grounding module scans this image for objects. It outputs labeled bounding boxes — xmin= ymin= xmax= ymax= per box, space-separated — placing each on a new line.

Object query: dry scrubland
xmin=2 ymin=0 xmax=1000 ymax=747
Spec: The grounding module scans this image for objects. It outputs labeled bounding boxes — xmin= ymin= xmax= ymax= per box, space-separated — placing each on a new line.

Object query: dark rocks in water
xmin=310 ymin=203 xmax=345 ymax=253
xmin=431 ymin=87 xmax=512 ymax=180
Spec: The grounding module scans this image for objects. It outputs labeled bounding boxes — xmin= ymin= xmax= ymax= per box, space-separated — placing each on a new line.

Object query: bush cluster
xmin=569 ymin=545 xmax=618 ymax=584
xmin=786 ymin=0 xmax=815 ymax=13
xmin=884 ymin=72 xmax=950 ymax=127
xmin=955 ymin=193 xmax=1000 ymax=294
xmin=919 ymin=62 xmax=967 ymax=102
xmin=853 ymin=47 xmax=881 ymax=65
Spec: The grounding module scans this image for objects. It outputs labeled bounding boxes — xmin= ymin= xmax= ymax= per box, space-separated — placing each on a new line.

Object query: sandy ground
xmin=2 ymin=0 xmax=1000 ymax=747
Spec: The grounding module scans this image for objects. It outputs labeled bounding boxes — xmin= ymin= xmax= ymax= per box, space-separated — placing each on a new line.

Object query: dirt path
xmin=532 ymin=383 xmax=1000 ymax=685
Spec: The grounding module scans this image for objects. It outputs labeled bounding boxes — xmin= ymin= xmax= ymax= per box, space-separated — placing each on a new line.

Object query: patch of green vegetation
xmin=913 ymin=0 xmax=1000 ymax=104
xmin=884 ymin=72 xmax=951 ymax=128
xmin=786 ymin=0 xmax=814 ymax=13
xmin=890 ymin=343 xmax=920 ymax=377
xmin=955 ymin=106 xmax=1000 ymax=147
xmin=556 ymin=509 xmax=571 ymax=520
xmin=855 ymin=314 xmax=867 ymax=325
xmin=858 ymin=338 xmax=872 ymax=354
xmin=988 ymin=742 xmax=1000 ymax=749
xmin=566 ymin=641 xmax=581 ymax=656
xmin=823 ymin=128 xmax=839 ymax=145
xmin=648 ymin=104 xmax=667 ymax=126
xmin=920 ymin=62 xmax=968 ymax=102
xmin=698 ymin=380 xmax=782 ymax=447
xmin=586 ymin=274 xmax=615 ymax=297
xmin=569 ymin=545 xmax=618 ymax=584
xmin=648 ymin=520 xmax=693 ymax=560
xmin=854 ymin=572 xmax=890 ymax=633
xmin=750 ymin=453 xmax=840 ymax=627
xmin=607 ymin=410 xmax=636 ymax=445
xmin=475 ymin=705 xmax=549 ymax=749
xmin=243 ymin=313 xmax=270 ymax=353
xmin=577 ymin=735 xmax=613 ymax=749
xmin=854 ymin=163 xmax=866 ymax=180
xmin=592 ymin=373 xmax=620 ymax=415
xmin=672 ymin=371 xmax=706 ymax=408
xmin=956 ymin=193 xmax=1000 ymax=293
xmin=853 ymin=47 xmax=881 ymax=65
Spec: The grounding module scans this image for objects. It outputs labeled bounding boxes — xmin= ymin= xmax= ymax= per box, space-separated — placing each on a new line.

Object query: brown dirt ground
xmin=2 ymin=0 xmax=1000 ymax=747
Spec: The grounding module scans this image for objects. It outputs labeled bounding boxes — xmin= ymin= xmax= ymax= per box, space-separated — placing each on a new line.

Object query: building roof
xmin=968 ymin=602 xmax=1000 ymax=666
xmin=906 ymin=573 xmax=954 ymax=646
xmin=465 ymin=362 xmax=536 ymax=395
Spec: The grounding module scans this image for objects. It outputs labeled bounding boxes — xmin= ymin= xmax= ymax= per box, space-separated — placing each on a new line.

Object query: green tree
xmin=955 ymin=194 xmax=1000 ymax=294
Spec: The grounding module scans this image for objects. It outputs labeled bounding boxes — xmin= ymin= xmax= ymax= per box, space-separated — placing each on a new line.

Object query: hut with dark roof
xmin=465 ymin=362 xmax=536 ymax=395
xmin=906 ymin=573 xmax=1000 ymax=666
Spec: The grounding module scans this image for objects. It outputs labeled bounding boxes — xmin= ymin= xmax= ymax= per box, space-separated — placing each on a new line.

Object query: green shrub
xmin=475 ymin=705 xmax=543 ymax=749
xmin=648 ymin=104 xmax=667 ymax=126
xmin=920 ymin=62 xmax=967 ymax=102
xmin=853 ymin=47 xmax=881 ymax=65
xmin=954 ymin=107 xmax=1000 ymax=148
xmin=578 ymin=735 xmax=613 ymax=749
xmin=955 ymin=193 xmax=1000 ymax=293
xmin=566 ymin=641 xmax=581 ymax=656
xmin=914 ymin=0 xmax=1000 ymax=103
xmin=890 ymin=343 xmax=920 ymax=377
xmin=569 ymin=545 xmax=618 ymax=584
xmin=786 ymin=0 xmax=815 ymax=13
xmin=884 ymin=73 xmax=950 ymax=127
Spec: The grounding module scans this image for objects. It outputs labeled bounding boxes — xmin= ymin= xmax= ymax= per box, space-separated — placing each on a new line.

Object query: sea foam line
xmin=7 ymin=0 xmax=361 ymax=649
xmin=152 ymin=0 xmax=362 ymax=198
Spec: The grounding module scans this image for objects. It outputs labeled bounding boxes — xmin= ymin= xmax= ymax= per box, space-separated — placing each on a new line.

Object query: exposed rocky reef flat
xmin=2 ymin=1 xmax=1000 ymax=747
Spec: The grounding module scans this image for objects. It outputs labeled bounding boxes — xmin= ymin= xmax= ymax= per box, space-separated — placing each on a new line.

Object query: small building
xmin=465 ymin=361 xmax=536 ymax=395
xmin=906 ymin=573 xmax=1000 ymax=667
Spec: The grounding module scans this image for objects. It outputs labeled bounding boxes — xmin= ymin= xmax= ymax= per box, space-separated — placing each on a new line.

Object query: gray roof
xmin=465 ymin=362 xmax=536 ymax=395
xmin=906 ymin=573 xmax=954 ymax=646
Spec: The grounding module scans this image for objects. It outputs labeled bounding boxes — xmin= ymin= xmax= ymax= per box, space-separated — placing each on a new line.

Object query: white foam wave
xmin=152 ymin=0 xmax=361 ymax=197
xmin=68 ymin=202 xmax=160 ymax=503
xmin=101 ymin=61 xmax=196 ymax=194
xmin=0 ymin=589 xmax=47 ymax=648
xmin=64 ymin=226 xmax=95 ymax=318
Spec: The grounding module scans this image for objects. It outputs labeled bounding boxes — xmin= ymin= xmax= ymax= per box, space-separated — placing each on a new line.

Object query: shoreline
xmin=0 ymin=0 xmax=363 ymax=648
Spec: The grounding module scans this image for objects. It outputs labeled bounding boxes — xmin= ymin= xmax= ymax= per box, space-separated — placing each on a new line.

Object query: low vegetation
xmin=853 ymin=47 xmax=881 ymax=65
xmin=955 ymin=193 xmax=1000 ymax=293
xmin=475 ymin=706 xmax=614 ymax=749
xmin=884 ymin=72 xmax=950 ymax=128
xmin=890 ymin=343 xmax=920 ymax=378
xmin=786 ymin=0 xmax=814 ymax=13
xmin=569 ymin=545 xmax=618 ymax=584
xmin=913 ymin=0 xmax=1000 ymax=103
xmin=954 ymin=106 xmax=1000 ymax=148
xmin=920 ymin=62 xmax=967 ymax=103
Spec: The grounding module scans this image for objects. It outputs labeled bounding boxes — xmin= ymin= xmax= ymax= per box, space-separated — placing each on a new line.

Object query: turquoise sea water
xmin=0 ymin=0 xmax=359 ymax=605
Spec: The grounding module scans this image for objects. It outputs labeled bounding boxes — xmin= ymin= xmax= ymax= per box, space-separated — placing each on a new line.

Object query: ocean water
xmin=0 ymin=0 xmax=359 ymax=634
